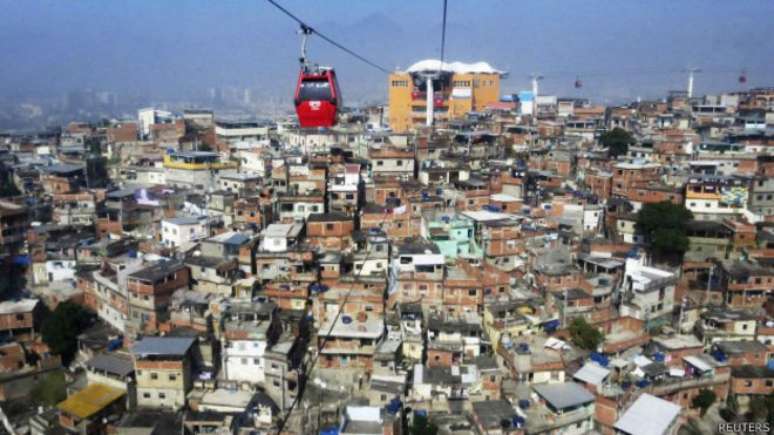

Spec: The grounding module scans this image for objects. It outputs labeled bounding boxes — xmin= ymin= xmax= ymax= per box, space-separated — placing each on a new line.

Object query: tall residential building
xmin=388 ymin=59 xmax=504 ymax=133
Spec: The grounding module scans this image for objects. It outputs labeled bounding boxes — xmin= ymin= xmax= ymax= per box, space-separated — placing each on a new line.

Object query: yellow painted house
xmin=388 ymin=59 xmax=505 ymax=133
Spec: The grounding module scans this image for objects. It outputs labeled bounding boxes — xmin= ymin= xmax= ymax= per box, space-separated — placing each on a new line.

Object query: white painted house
xmin=161 ymin=216 xmax=208 ymax=248
xmin=620 ymin=251 xmax=677 ymax=330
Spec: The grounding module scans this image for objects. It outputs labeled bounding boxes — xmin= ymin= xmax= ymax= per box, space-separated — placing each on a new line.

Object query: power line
xmin=274 ymin=210 xmax=394 ymax=434
xmin=265 ymin=0 xmax=390 ymax=74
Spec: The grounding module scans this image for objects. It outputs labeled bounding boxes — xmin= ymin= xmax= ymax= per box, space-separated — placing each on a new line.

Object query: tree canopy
xmin=636 ymin=201 xmax=693 ymax=262
xmin=86 ymin=156 xmax=109 ymax=188
xmin=691 ymin=389 xmax=716 ymax=417
xmin=410 ymin=414 xmax=438 ymax=435
xmin=599 ymin=127 xmax=635 ymax=157
xmin=568 ymin=317 xmax=604 ymax=351
xmin=41 ymin=302 xmax=94 ymax=365
xmin=0 ymin=165 xmax=20 ymax=197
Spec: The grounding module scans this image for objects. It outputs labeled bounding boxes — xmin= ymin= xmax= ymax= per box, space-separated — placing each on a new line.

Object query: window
xmin=150 ymin=373 xmax=158 ymax=380
xmin=15 ymin=314 xmax=24 ymax=321
xmin=326 ymin=223 xmax=334 ymax=231
xmin=159 ymin=392 xmax=166 ymax=399
xmin=253 ymin=358 xmax=260 ymax=365
xmin=468 ymin=289 xmax=477 ymax=296
xmin=168 ymin=374 xmax=176 ymax=381
xmin=143 ymin=392 xmax=151 ymax=399
xmin=376 ymin=161 xmax=384 ymax=166
xmin=396 ymin=160 xmax=403 ymax=166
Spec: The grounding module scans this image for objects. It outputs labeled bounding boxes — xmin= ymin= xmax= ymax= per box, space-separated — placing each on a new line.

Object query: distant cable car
xmin=574 ymin=77 xmax=583 ymax=89
xmin=433 ymin=93 xmax=444 ymax=108
xmin=738 ymin=70 xmax=747 ymax=84
xmin=294 ymin=25 xmax=341 ymax=128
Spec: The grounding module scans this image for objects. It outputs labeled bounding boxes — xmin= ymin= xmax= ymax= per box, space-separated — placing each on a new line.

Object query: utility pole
xmin=529 ymin=74 xmax=543 ymax=127
xmin=530 ymin=73 xmax=543 ymax=101
xmin=686 ymin=68 xmax=701 ymax=99
xmin=421 ymin=72 xmax=439 ymax=128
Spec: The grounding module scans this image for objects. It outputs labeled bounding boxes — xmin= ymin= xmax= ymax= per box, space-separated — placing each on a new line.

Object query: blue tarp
xmin=310 ymin=283 xmax=329 ymax=293
xmin=590 ymin=352 xmax=609 ymax=367
xmin=543 ymin=320 xmax=560 ymax=332
xmin=107 ymin=337 xmax=123 ymax=352
xmin=320 ymin=427 xmax=339 ymax=435
xmin=387 ymin=398 xmax=401 ymax=414
xmin=13 ymin=255 xmax=30 ymax=266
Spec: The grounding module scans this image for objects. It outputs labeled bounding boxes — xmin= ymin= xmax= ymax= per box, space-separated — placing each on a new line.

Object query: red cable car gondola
xmin=294 ymin=68 xmax=341 ymax=128
xmin=293 ymin=25 xmax=341 ymax=129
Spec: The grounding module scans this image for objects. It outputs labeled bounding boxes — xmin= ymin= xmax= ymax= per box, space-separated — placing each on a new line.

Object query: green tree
xmin=410 ymin=414 xmax=438 ymax=435
xmin=0 ymin=164 xmax=21 ymax=197
xmin=86 ymin=156 xmax=109 ymax=188
xmin=691 ymin=389 xmax=716 ymax=417
xmin=636 ymin=202 xmax=693 ymax=262
xmin=568 ymin=317 xmax=604 ymax=351
xmin=40 ymin=302 xmax=93 ymax=364
xmin=31 ymin=371 xmax=67 ymax=406
xmin=0 ymin=261 xmax=26 ymax=299
xmin=599 ymin=127 xmax=635 ymax=158
xmin=748 ymin=395 xmax=774 ymax=423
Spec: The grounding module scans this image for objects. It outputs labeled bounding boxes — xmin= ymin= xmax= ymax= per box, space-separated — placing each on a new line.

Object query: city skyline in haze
xmin=2 ymin=0 xmax=773 ymax=106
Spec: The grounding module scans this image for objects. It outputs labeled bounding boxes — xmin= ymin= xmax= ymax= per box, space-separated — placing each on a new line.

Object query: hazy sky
xmin=2 ymin=0 xmax=773 ymax=103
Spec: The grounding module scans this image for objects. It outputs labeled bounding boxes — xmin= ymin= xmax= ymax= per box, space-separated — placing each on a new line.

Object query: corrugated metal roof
xmin=573 ymin=362 xmax=610 ymax=386
xmin=532 ymin=382 xmax=594 ymax=410
xmin=86 ymin=353 xmax=134 ymax=377
xmin=614 ymin=393 xmax=680 ymax=435
xmin=57 ymin=383 xmax=125 ymax=419
xmin=132 ymin=337 xmax=194 ymax=358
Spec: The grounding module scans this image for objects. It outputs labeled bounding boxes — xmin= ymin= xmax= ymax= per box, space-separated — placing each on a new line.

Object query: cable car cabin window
xmin=299 ymin=80 xmax=332 ymax=101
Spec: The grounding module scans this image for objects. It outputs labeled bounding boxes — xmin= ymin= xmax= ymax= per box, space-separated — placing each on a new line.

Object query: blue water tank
xmin=342 ymin=315 xmax=353 ymax=325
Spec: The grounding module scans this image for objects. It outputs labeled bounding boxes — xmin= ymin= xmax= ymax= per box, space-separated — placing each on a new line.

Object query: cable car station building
xmin=388 ymin=59 xmax=504 ymax=133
